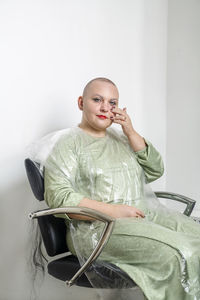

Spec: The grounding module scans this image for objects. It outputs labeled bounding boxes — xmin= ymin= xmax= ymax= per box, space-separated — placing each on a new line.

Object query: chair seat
xmin=48 ymin=255 xmax=136 ymax=289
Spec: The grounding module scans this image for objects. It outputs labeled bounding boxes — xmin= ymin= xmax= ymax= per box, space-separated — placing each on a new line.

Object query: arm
xmin=110 ymin=106 xmax=164 ymax=183
xmin=134 ymin=139 xmax=164 ymax=183
xmin=44 ymin=135 xmax=85 ymax=219
xmin=77 ymin=198 xmax=144 ymax=219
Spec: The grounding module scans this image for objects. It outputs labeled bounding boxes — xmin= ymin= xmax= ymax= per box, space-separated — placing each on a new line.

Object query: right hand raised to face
xmin=111 ymin=204 xmax=145 ymax=219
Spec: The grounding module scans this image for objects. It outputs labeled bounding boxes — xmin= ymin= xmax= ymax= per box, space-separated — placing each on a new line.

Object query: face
xmin=78 ymin=80 xmax=119 ymax=133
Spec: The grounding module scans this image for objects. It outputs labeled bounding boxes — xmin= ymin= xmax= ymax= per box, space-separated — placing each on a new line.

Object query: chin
xmin=99 ymin=124 xmax=112 ymax=131
xmin=93 ymin=121 xmax=112 ymax=131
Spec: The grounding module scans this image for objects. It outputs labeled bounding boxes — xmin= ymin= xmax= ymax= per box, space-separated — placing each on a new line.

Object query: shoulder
xmin=29 ymin=127 xmax=76 ymax=165
xmin=44 ymin=127 xmax=82 ymax=166
xmin=53 ymin=127 xmax=82 ymax=152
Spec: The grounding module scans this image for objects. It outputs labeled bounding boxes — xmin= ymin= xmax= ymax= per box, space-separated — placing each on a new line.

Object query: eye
xmin=92 ymin=98 xmax=101 ymax=102
xmin=110 ymin=101 xmax=116 ymax=106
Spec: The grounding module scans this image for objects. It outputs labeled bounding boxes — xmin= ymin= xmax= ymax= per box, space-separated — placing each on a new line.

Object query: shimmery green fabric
xmin=44 ymin=127 xmax=200 ymax=300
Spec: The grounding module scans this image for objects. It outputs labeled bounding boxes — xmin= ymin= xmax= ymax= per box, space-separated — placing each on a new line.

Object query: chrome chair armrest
xmin=154 ymin=191 xmax=196 ymax=216
xmin=29 ymin=207 xmax=115 ymax=287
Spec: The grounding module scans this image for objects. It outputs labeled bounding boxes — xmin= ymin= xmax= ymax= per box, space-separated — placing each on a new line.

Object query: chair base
xmin=48 ymin=255 xmax=136 ymax=289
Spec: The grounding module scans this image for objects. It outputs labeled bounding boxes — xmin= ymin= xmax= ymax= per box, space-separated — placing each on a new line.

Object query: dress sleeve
xmin=134 ymin=138 xmax=164 ymax=183
xmin=44 ymin=135 xmax=85 ymax=220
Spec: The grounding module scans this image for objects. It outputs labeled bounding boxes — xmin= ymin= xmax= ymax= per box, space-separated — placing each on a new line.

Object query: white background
xmin=0 ymin=0 xmax=199 ymax=299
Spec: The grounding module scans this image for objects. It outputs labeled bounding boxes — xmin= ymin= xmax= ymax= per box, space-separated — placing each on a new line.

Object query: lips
xmin=97 ymin=115 xmax=108 ymax=119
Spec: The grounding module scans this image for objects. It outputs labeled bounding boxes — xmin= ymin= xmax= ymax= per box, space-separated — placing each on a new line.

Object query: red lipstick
xmin=97 ymin=115 xmax=107 ymax=119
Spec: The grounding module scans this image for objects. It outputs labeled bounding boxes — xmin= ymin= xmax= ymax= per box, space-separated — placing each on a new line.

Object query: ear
xmin=77 ymin=96 xmax=83 ymax=111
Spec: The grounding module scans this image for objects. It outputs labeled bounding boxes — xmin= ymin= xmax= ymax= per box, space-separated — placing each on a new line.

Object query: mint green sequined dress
xmin=44 ymin=127 xmax=200 ymax=300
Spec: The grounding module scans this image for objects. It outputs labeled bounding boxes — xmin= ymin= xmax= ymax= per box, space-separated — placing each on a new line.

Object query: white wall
xmin=167 ymin=0 xmax=200 ymax=213
xmin=0 ymin=1 xmax=167 ymax=299
xmin=141 ymin=0 xmax=168 ymax=191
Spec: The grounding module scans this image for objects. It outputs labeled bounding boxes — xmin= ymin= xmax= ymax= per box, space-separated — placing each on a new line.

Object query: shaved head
xmin=78 ymin=77 xmax=119 ymax=136
xmin=82 ymin=77 xmax=117 ymax=98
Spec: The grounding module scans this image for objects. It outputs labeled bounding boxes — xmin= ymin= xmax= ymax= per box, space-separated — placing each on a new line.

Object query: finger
xmin=113 ymin=115 xmax=127 ymax=121
xmin=111 ymin=119 xmax=124 ymax=125
xmin=111 ymin=107 xmax=124 ymax=114
xmin=135 ymin=214 xmax=142 ymax=219
xmin=137 ymin=210 xmax=145 ymax=218
xmin=123 ymin=108 xmax=128 ymax=117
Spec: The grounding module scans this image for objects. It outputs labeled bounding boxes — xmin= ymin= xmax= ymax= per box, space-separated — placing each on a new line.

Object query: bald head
xmin=82 ymin=77 xmax=118 ymax=98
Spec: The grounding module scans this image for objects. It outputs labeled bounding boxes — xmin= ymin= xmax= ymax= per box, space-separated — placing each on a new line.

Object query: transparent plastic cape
xmin=69 ymin=178 xmax=200 ymax=299
xmin=30 ymin=126 xmax=200 ymax=300
xmin=27 ymin=128 xmax=71 ymax=173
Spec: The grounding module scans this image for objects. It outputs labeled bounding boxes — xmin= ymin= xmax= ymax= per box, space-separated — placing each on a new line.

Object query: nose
xmin=100 ymin=101 xmax=110 ymax=112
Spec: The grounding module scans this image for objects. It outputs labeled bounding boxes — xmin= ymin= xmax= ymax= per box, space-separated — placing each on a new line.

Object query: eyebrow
xmin=92 ymin=94 xmax=119 ymax=101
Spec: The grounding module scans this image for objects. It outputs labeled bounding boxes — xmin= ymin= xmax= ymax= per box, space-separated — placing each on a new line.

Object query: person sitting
xmin=44 ymin=77 xmax=200 ymax=300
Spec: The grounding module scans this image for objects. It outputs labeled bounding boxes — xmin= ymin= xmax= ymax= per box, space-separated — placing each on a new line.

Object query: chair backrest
xmin=25 ymin=158 xmax=68 ymax=256
xmin=25 ymin=159 xmax=44 ymax=201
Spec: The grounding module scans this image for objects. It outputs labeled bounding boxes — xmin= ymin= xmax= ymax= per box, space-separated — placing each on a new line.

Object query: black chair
xmin=25 ymin=158 xmax=196 ymax=290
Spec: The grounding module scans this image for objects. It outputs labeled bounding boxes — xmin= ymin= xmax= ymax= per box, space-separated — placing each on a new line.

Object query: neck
xmin=78 ymin=122 xmax=106 ymax=138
